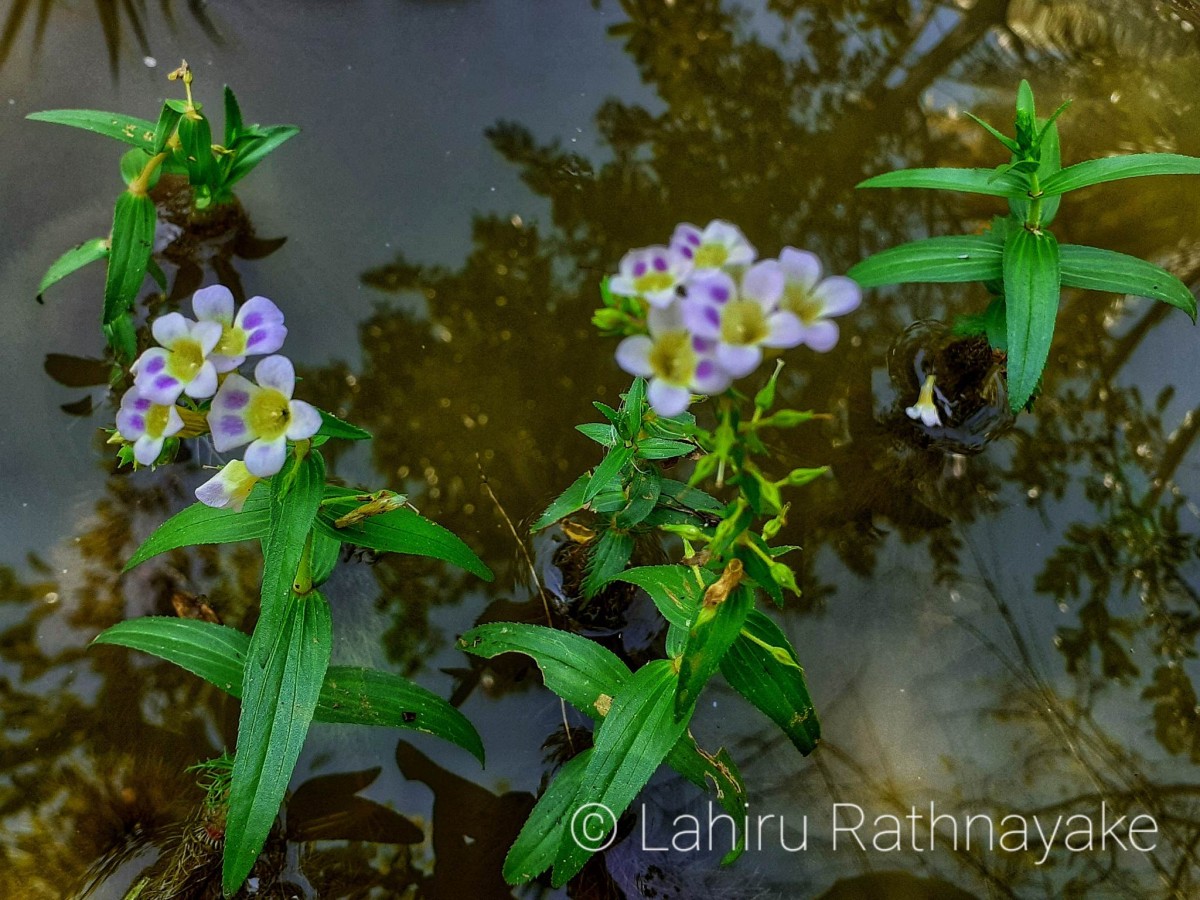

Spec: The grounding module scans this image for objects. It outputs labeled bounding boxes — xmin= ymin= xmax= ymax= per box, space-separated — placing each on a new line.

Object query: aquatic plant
xmin=30 ymin=61 xmax=297 ymax=363
xmin=92 ymin=286 xmax=491 ymax=896
xmin=848 ymin=80 xmax=1200 ymax=413
xmin=457 ymin=220 xmax=853 ymax=886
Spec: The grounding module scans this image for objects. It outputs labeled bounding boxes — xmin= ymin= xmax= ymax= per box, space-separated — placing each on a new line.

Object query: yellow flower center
xmin=782 ymin=283 xmax=823 ymax=324
xmin=165 ymin=338 xmax=205 ymax=382
xmin=719 ymin=300 xmax=769 ymax=346
xmin=694 ymin=244 xmax=729 ymax=269
xmin=214 ymin=324 xmax=247 ymax=358
xmin=247 ymin=388 xmax=292 ymax=440
xmin=633 ymin=272 xmax=676 ymax=294
xmin=145 ymin=405 xmax=170 ymax=438
xmin=648 ymin=331 xmax=697 ymax=386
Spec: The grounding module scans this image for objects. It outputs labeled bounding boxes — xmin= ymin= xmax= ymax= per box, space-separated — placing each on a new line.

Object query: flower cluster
xmin=609 ymin=220 xmax=861 ymax=415
xmin=114 ymin=285 xmax=320 ymax=510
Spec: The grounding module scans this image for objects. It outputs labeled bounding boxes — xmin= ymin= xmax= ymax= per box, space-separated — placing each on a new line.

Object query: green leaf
xmin=576 ymin=422 xmax=617 ymax=446
xmin=317 ymin=666 xmax=483 ymax=762
xmin=103 ymin=191 xmax=156 ymax=325
xmin=315 ymin=493 xmax=491 ymax=581
xmin=152 ymin=103 xmax=183 ymax=153
xmin=676 ymin=583 xmax=754 ymax=718
xmin=223 ymin=86 xmax=245 ymax=147
xmin=120 ymin=149 xmax=161 ymax=190
xmin=1010 ymin=119 xmax=1062 ymax=225
xmin=663 ymin=739 xmax=747 ymax=864
xmin=581 ymin=528 xmax=635 ymax=598
xmin=1059 ymin=244 xmax=1197 ymax=321
xmin=659 ymin=479 xmax=724 ymax=515
xmin=1003 ymin=226 xmax=1061 ymax=412
xmin=584 ymin=444 xmax=634 ymax=504
xmin=177 ymin=113 xmax=220 ymax=188
xmin=309 ymin=528 xmax=341 ymax=586
xmin=856 ymin=167 xmax=1027 ymax=197
xmin=1041 ymin=153 xmax=1200 ymax=196
xmin=93 ymin=617 xmax=246 ymax=694
xmin=614 ymin=565 xmax=710 ymax=628
xmin=551 ymin=660 xmax=694 ymax=886
xmin=635 ymin=438 xmax=694 ymax=460
xmin=225 ymin=125 xmax=300 ymax=188
xmin=457 ymin=623 xmax=630 ymax=719
xmin=103 ymin=315 xmax=138 ymax=362
xmin=504 ymin=749 xmax=594 ymax=884
xmin=124 ymin=483 xmax=271 ymax=571
xmin=622 ymin=377 xmax=647 ymax=439
xmin=847 ymin=235 xmax=1003 ymax=288
xmin=27 ymin=109 xmax=156 ymax=148
xmin=93 ymin=618 xmax=482 ymax=761
xmin=38 ymin=238 xmax=108 ymax=296
xmin=964 ymin=111 xmax=1020 ymax=154
xmin=533 ymin=473 xmax=590 ymax=532
xmin=614 ymin=471 xmax=662 ymax=529
xmin=259 ymin=452 xmax=326 ymax=622
xmin=720 ymin=610 xmax=820 ymax=755
xmin=316 ymin=409 xmax=372 ymax=441
xmin=223 ymin=590 xmax=332 ymax=895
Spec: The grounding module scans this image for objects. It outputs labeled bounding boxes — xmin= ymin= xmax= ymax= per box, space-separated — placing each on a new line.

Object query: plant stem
xmin=128 ymin=151 xmax=168 ymax=196
xmin=1026 ymin=171 xmax=1044 ymax=231
xmin=293 ymin=529 xmax=314 ymax=596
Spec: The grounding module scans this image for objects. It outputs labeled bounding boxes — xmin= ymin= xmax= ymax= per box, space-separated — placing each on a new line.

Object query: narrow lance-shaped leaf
xmin=27 ymin=109 xmax=156 ymax=148
xmin=581 ymin=528 xmax=635 ymax=598
xmin=260 ymin=452 xmax=326 ymax=626
xmin=583 ymin=444 xmax=634 ymax=504
xmin=315 ymin=409 xmax=372 ymax=441
xmin=856 ymin=167 xmax=1028 ymax=197
xmin=223 ymin=85 xmax=245 ymax=146
xmin=223 ymin=591 xmax=332 ymax=895
xmin=457 ymin=623 xmax=631 ymax=719
xmin=1010 ymin=119 xmax=1063 ymax=225
xmin=103 ymin=191 xmax=156 ymax=326
xmin=152 ymin=103 xmax=183 ymax=153
xmin=532 ymin=472 xmax=590 ymax=532
xmin=720 ymin=610 xmax=820 ymax=755
xmin=551 ymin=660 xmax=694 ymax=886
xmin=846 ymin=235 xmax=1003 ymax=288
xmin=177 ymin=113 xmax=220 ymax=188
xmin=225 ymin=125 xmax=301 ymax=188
xmin=1041 ymin=153 xmax=1200 ymax=197
xmin=503 ymin=749 xmax=595 ymax=885
xmin=124 ymin=482 xmax=272 ymax=571
xmin=675 ymin=578 xmax=755 ymax=718
xmin=614 ymin=565 xmax=708 ymax=628
xmin=92 ymin=618 xmax=483 ymax=760
xmin=662 ymin=739 xmax=748 ymax=865
xmin=1059 ymin=244 xmax=1197 ymax=321
xmin=1003 ymin=226 xmax=1061 ymax=412
xmin=38 ymin=238 xmax=108 ymax=296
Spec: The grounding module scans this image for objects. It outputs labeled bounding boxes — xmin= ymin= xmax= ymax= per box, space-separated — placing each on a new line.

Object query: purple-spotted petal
xmin=135 ymin=365 xmax=185 ymax=405
xmin=687 ymin=270 xmax=737 ymax=308
xmin=286 ymin=400 xmax=322 ymax=441
xmin=716 ymin=343 xmax=762 ymax=378
xmin=691 ymin=357 xmax=731 ymax=395
xmin=244 ymin=437 xmax=288 ymax=477
xmin=131 ymin=348 xmax=168 ymax=377
xmin=811 ymin=276 xmax=862 ymax=318
xmin=152 ymin=312 xmax=190 ymax=348
xmin=763 ymin=311 xmax=805 ymax=349
xmin=801 ymin=320 xmax=840 ymax=352
xmin=779 ymin=247 xmax=823 ymax=291
xmin=254 ymin=355 xmax=296 ymax=397
xmin=647 ymin=379 xmax=691 ymax=417
xmin=680 ymin=297 xmax=722 ymax=340
xmin=184 ymin=361 xmax=218 ymax=400
xmin=702 ymin=220 xmax=756 ymax=265
xmin=615 ymin=336 xmax=654 ymax=377
xmin=192 ymin=320 xmax=224 ymax=356
xmin=208 ymin=374 xmax=257 ymax=451
xmin=116 ymin=409 xmax=147 ymax=440
xmin=670 ymin=223 xmax=703 ymax=254
xmin=192 ymin=284 xmax=236 ymax=323
xmin=133 ymin=434 xmax=166 ymax=466
xmin=741 ymin=260 xmax=784 ymax=309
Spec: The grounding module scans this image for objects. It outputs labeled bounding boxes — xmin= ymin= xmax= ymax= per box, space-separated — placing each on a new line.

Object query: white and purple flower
xmin=615 ymin=305 xmax=728 ymax=416
xmin=608 ymin=245 xmax=693 ymax=308
xmin=682 ymin=261 xmax=804 ymax=379
xmin=777 ymin=247 xmax=861 ymax=352
xmin=906 ymin=375 xmax=943 ymax=427
xmin=671 ymin=220 xmax=756 ymax=271
xmin=115 ymin=388 xmax=185 ymax=466
xmin=196 ymin=460 xmax=260 ymax=511
xmin=192 ymin=284 xmax=288 ymax=373
xmin=131 ymin=312 xmax=223 ymax=404
xmin=207 ymin=355 xmax=322 ymax=477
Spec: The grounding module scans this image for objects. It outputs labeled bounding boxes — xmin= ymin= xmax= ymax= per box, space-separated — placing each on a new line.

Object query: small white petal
xmin=152 ymin=312 xmax=190 ymax=348
xmin=779 ymin=247 xmax=823 ymax=291
xmin=716 ymin=343 xmax=762 ymax=378
xmin=191 ymin=320 xmax=224 ymax=356
xmin=615 ymin=336 xmax=654 ymax=377
xmin=254 ymin=355 xmax=296 ymax=397
xmin=811 ymin=276 xmax=862 ymax=318
xmin=184 ymin=361 xmax=218 ymax=399
xmin=647 ymin=379 xmax=691 ymax=417
xmin=165 ymin=405 xmax=185 ymax=437
xmin=244 ymin=437 xmax=289 ymax=477
xmin=763 ymin=311 xmax=805 ymax=349
xmin=133 ymin=434 xmax=165 ymax=466
xmin=192 ymin=284 xmax=236 ymax=323
xmin=741 ymin=260 xmax=784 ymax=309
xmin=286 ymin=400 xmax=322 ymax=441
xmin=801 ymin=320 xmax=839 ymax=353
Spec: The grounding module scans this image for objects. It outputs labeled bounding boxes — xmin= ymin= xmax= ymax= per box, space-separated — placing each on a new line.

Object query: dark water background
xmin=3 ymin=1 xmax=1200 ymax=897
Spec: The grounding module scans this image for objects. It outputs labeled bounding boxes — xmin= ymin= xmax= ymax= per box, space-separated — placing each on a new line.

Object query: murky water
xmin=3 ymin=1 xmax=1200 ymax=897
